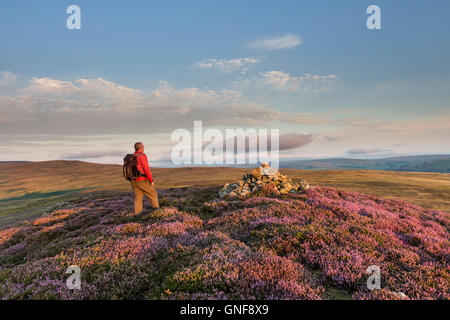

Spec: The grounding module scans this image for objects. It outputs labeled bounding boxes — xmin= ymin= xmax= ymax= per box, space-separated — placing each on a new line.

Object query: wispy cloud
xmin=278 ymin=133 xmax=314 ymax=150
xmin=191 ymin=57 xmax=258 ymax=74
xmin=346 ymin=148 xmax=391 ymax=155
xmin=260 ymin=71 xmax=339 ymax=92
xmin=249 ymin=34 xmax=302 ymax=51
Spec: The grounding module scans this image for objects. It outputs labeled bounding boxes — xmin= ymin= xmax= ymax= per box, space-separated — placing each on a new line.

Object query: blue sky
xmin=0 ymin=1 xmax=449 ymax=164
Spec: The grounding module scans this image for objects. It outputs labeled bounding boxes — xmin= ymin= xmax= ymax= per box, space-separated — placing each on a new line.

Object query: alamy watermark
xmin=65 ymin=5 xmax=381 ymax=31
xmin=171 ymin=121 xmax=279 ymax=169
xmin=66 ymin=5 xmax=81 ymax=30
xmin=66 ymin=265 xmax=81 ymax=290
xmin=366 ymin=265 xmax=381 ymax=290
xmin=367 ymin=5 xmax=381 ymax=30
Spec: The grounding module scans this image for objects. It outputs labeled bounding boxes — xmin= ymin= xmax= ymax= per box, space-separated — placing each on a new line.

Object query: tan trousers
xmin=130 ymin=180 xmax=160 ymax=214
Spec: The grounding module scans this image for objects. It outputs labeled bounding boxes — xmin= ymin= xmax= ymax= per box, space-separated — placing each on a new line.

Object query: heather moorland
xmin=1 ymin=161 xmax=449 ymax=227
xmin=1 ymin=185 xmax=448 ymax=300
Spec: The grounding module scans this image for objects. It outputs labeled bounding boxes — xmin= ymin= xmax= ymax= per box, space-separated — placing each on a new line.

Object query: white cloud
xmin=28 ymin=77 xmax=75 ymax=93
xmin=22 ymin=77 xmax=141 ymax=111
xmin=192 ymin=57 xmax=258 ymax=73
xmin=0 ymin=73 xmax=335 ymax=136
xmin=150 ymin=80 xmax=243 ymax=108
xmin=249 ymin=34 xmax=302 ymax=51
xmin=260 ymin=71 xmax=339 ymax=92
xmin=0 ymin=71 xmax=18 ymax=86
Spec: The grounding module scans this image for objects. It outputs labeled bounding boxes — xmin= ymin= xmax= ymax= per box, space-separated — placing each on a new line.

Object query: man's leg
xmin=131 ymin=181 xmax=145 ymax=214
xmin=141 ymin=180 xmax=160 ymax=208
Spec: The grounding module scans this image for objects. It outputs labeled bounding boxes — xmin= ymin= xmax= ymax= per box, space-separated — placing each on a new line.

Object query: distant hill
xmin=0 ymin=161 xmax=29 ymax=164
xmin=281 ymin=155 xmax=450 ymax=173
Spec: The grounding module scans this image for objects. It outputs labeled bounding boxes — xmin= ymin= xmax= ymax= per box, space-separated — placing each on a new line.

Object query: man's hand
xmin=151 ymin=181 xmax=154 ymax=186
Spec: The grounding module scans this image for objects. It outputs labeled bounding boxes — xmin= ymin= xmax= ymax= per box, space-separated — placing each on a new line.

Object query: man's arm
xmin=141 ymin=154 xmax=154 ymax=183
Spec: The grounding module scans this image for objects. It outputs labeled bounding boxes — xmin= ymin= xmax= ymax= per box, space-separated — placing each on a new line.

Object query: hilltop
xmin=1 ymin=160 xmax=450 ymax=227
xmin=0 ymin=185 xmax=448 ymax=299
xmin=281 ymin=154 xmax=450 ymax=173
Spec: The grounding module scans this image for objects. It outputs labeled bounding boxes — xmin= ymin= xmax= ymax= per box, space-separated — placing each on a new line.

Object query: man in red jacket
xmin=130 ymin=142 xmax=159 ymax=214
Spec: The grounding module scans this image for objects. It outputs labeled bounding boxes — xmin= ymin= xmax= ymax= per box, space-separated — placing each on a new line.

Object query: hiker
xmin=127 ymin=142 xmax=159 ymax=214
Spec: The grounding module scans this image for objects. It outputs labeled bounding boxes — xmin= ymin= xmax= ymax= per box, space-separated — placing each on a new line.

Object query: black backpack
xmin=122 ymin=154 xmax=146 ymax=181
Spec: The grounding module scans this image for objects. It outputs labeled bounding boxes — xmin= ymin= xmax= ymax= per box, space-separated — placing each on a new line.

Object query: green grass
xmin=0 ymin=189 xmax=127 ymax=227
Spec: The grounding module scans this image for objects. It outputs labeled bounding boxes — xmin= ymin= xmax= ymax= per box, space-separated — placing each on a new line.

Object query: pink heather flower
xmin=0 ymin=186 xmax=448 ymax=300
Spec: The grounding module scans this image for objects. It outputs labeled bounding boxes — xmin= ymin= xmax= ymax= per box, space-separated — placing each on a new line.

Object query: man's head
xmin=134 ymin=142 xmax=144 ymax=152
xmin=261 ymin=162 xmax=269 ymax=168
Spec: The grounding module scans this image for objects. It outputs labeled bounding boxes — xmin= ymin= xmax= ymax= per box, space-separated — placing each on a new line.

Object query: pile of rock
xmin=219 ymin=165 xmax=309 ymax=198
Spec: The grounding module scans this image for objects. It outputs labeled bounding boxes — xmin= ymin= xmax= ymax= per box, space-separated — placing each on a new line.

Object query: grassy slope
xmin=0 ymin=161 xmax=449 ymax=226
xmin=286 ymin=169 xmax=450 ymax=211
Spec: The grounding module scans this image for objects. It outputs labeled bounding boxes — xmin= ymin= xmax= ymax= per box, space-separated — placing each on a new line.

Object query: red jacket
xmin=133 ymin=151 xmax=154 ymax=182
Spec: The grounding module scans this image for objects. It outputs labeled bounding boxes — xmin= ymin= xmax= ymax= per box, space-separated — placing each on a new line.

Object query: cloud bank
xmin=0 ymin=72 xmax=338 ymax=136
xmin=1 ymin=71 xmax=448 ymax=163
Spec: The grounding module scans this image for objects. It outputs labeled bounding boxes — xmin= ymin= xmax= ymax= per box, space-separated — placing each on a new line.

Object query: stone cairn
xmin=219 ymin=164 xmax=309 ymax=198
